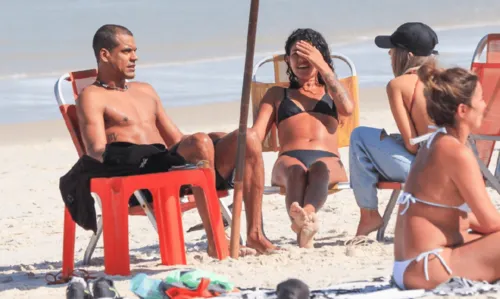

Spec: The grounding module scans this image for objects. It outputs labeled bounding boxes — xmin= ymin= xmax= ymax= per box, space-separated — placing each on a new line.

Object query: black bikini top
xmin=276 ymin=88 xmax=338 ymax=124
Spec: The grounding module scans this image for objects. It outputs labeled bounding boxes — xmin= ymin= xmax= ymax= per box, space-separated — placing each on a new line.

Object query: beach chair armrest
xmin=336 ymin=182 xmax=351 ymax=190
xmin=469 ymin=134 xmax=500 ymax=142
xmin=264 ymin=182 xmax=351 ymax=195
xmin=264 ymin=186 xmax=281 ymax=195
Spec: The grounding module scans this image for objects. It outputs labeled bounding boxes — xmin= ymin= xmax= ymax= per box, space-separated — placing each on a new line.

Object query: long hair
xmin=284 ymin=28 xmax=333 ymax=89
xmin=391 ymin=47 xmax=436 ymax=77
xmin=418 ymin=63 xmax=479 ymax=127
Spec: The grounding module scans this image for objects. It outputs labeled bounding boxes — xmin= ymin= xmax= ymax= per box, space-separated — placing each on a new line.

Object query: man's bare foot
xmin=299 ymin=212 xmax=319 ymax=248
xmin=246 ymin=231 xmax=280 ymax=254
xmin=238 ymin=247 xmax=258 ymax=257
xmin=355 ymin=209 xmax=383 ymax=236
xmin=207 ymin=244 xmax=258 ymax=258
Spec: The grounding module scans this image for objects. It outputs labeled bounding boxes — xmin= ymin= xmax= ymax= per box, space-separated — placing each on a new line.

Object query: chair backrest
xmin=54 ymin=69 xmax=98 ymax=157
xmin=470 ymin=34 xmax=500 ymax=166
xmin=251 ymin=53 xmax=360 ymax=152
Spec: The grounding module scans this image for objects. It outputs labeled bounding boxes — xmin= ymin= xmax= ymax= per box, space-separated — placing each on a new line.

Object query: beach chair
xmin=251 ymin=52 xmax=403 ymax=242
xmin=54 ymin=70 xmax=234 ymax=276
xmin=469 ymin=33 xmax=500 ymax=194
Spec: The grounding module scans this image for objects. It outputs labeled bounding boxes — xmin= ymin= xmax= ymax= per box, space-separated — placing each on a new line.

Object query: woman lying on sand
xmin=349 ymin=22 xmax=438 ymax=236
xmin=393 ymin=63 xmax=500 ymax=290
xmin=253 ymin=28 xmax=353 ymax=248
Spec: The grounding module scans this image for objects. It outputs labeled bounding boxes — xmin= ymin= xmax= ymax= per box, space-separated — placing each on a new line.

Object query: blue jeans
xmin=349 ymin=126 xmax=415 ymax=210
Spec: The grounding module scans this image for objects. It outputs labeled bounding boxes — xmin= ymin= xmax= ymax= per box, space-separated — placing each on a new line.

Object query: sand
xmin=1 ymin=87 xmax=499 ymax=298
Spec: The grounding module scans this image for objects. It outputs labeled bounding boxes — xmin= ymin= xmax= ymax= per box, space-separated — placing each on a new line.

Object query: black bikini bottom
xmin=280 ymin=150 xmax=338 ymax=168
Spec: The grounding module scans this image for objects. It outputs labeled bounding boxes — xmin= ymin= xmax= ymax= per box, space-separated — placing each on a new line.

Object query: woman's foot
xmin=355 ymin=209 xmax=383 ymax=236
xmin=290 ymin=202 xmax=307 ymax=228
xmin=299 ymin=213 xmax=319 ymax=248
xmin=289 ymin=202 xmax=319 ymax=248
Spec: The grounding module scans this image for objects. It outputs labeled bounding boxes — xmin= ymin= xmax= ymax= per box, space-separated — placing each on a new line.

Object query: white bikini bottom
xmin=393 ymin=248 xmax=452 ymax=290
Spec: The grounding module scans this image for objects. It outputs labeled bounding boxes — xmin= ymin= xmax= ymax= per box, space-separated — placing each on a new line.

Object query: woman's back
xmin=388 ymin=72 xmax=433 ymax=139
xmin=349 ymin=22 xmax=440 ymax=238
xmin=391 ymin=64 xmax=500 ymax=291
xmin=394 ymin=133 xmax=471 ymax=260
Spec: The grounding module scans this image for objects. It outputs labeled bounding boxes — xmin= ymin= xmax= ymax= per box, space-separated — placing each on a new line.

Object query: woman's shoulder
xmin=262 ymin=85 xmax=286 ymax=104
xmin=432 ymin=135 xmax=475 ymax=164
xmin=387 ymin=74 xmax=420 ymax=104
xmin=387 ymin=73 xmax=419 ymax=90
xmin=429 ymin=135 xmax=486 ymax=191
xmin=268 ymin=85 xmax=286 ymax=91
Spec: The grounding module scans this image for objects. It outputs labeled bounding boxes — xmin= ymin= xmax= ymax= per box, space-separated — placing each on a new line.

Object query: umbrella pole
xmin=229 ymin=0 xmax=260 ymax=259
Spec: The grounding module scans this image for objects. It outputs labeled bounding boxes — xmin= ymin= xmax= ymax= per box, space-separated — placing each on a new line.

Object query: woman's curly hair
xmin=284 ymin=28 xmax=334 ymax=89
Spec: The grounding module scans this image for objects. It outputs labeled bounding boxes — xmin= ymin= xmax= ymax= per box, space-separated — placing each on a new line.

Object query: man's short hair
xmin=92 ymin=24 xmax=133 ymax=62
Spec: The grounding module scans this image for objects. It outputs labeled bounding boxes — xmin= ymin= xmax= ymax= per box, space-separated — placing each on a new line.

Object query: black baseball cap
xmin=375 ymin=22 xmax=439 ymax=56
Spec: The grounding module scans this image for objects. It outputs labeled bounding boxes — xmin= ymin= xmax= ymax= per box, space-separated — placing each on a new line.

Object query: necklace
xmin=301 ymin=83 xmax=322 ymax=95
xmin=95 ymin=80 xmax=128 ymax=91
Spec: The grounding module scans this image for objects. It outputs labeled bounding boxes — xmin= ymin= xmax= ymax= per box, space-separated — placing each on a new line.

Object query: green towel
xmin=164 ymin=269 xmax=234 ymax=291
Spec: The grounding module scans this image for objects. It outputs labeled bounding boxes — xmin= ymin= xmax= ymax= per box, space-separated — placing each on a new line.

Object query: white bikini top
xmin=399 ymin=125 xmax=471 ymax=214
xmin=409 ymin=125 xmax=447 ymax=149
xmin=398 ymin=192 xmax=471 ymax=215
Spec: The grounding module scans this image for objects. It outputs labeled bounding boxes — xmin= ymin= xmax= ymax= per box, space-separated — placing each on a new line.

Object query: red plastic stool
xmin=62 ymin=166 xmax=229 ymax=277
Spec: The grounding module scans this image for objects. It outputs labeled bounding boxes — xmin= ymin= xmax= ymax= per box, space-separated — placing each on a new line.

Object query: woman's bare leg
xmin=294 ymin=157 xmax=347 ymax=248
xmin=272 ymin=156 xmax=307 ymax=243
xmin=404 ymin=231 xmax=500 ymax=290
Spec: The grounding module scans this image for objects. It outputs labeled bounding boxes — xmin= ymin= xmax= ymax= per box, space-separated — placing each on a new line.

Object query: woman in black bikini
xmin=253 ymin=28 xmax=354 ymax=248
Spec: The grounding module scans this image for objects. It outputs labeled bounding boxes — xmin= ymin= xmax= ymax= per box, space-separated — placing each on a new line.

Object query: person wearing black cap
xmin=375 ymin=22 xmax=439 ymax=57
xmin=349 ymin=22 xmax=438 ymax=237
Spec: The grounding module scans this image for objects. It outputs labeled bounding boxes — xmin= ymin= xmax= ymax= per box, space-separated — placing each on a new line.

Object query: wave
xmin=0 ymin=21 xmax=498 ymax=83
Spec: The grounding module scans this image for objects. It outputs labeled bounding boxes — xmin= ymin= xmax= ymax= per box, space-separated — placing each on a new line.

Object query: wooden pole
xmin=230 ymin=0 xmax=260 ymax=259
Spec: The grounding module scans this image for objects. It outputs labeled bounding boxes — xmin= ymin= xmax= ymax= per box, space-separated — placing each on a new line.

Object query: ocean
xmin=1 ymin=0 xmax=500 ymax=124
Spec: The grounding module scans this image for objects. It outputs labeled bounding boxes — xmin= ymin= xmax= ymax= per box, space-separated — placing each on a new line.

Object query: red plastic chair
xmin=92 ymin=167 xmax=228 ymax=275
xmin=54 ymin=70 xmax=230 ymax=277
xmin=469 ymin=34 xmax=500 ymax=194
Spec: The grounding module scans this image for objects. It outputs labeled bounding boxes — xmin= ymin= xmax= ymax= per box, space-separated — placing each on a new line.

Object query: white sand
xmin=1 ymin=87 xmax=499 ymax=298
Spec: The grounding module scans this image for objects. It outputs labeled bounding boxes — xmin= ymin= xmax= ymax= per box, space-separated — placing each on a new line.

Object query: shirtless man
xmin=76 ymin=24 xmax=276 ymax=255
